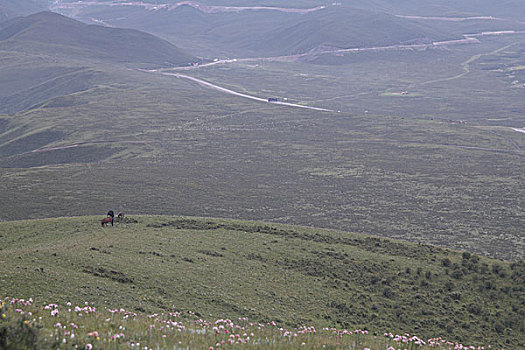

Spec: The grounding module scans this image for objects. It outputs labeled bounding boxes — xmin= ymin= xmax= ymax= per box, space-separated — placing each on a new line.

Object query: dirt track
xmin=4 ymin=140 xmax=152 ymax=160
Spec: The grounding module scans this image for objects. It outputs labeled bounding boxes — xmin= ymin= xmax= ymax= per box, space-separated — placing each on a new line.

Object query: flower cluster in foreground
xmin=1 ymin=297 xmax=499 ymax=350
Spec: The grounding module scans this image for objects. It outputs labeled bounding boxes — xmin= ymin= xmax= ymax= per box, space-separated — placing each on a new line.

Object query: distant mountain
xmin=347 ymin=0 xmax=525 ymax=19
xmin=0 ymin=0 xmax=47 ymax=22
xmin=60 ymin=3 xmax=303 ymax=57
xmin=42 ymin=1 xmax=525 ymax=59
xmin=242 ymin=6 xmax=455 ymax=56
xmin=0 ymin=11 xmax=195 ymax=66
xmin=53 ymin=3 xmax=457 ymax=58
xmin=0 ymin=11 xmax=196 ymax=114
xmin=49 ymin=0 xmax=525 ymax=59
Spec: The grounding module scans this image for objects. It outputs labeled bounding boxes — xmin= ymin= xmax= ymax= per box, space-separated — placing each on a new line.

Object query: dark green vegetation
xmin=0 ymin=315 xmax=49 ymax=350
xmin=0 ymin=216 xmax=524 ymax=348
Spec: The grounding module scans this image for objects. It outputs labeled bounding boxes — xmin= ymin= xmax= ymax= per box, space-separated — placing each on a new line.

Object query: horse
xmin=101 ymin=217 xmax=113 ymax=227
xmin=117 ymin=212 xmax=125 ymax=219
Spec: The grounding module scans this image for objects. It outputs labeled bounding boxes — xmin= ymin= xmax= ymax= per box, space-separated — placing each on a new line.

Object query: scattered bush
xmin=494 ymin=322 xmax=504 ymax=334
xmin=0 ymin=317 xmax=47 ymax=349
xmin=451 ymin=270 xmax=463 ymax=279
xmin=383 ymin=287 xmax=394 ymax=298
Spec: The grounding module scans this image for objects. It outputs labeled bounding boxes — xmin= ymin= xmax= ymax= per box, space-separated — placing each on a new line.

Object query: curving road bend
xmin=157 ymin=72 xmax=334 ymax=112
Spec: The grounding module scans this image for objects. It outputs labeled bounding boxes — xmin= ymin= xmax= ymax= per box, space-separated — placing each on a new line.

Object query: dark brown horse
xmin=101 ymin=217 xmax=113 ymax=227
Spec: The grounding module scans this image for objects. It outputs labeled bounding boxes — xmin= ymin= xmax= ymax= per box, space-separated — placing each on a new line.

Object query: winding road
xmin=146 ymin=28 xmax=525 ymax=116
xmin=164 ymin=30 xmax=525 ymax=72
xmin=157 ymin=72 xmax=333 ymax=112
xmin=395 ymin=15 xmax=502 ymax=22
xmin=3 ymin=140 xmax=153 ymax=160
xmin=51 ymin=1 xmax=325 ymax=14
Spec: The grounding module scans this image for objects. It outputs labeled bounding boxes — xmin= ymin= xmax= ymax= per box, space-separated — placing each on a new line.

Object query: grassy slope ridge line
xmin=0 ymin=216 xmax=523 ymax=348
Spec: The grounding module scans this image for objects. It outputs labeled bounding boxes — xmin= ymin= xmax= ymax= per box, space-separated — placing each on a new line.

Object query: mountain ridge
xmin=243 ymin=5 xmax=456 ymax=56
xmin=0 ymin=11 xmax=196 ymax=114
xmin=0 ymin=11 xmax=195 ymax=67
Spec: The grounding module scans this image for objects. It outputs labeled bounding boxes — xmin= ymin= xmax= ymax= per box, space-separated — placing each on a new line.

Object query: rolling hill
xmin=243 ymin=5 xmax=454 ymax=56
xmin=0 ymin=11 xmax=195 ymax=114
xmin=51 ymin=4 xmax=456 ymax=57
xmin=0 ymin=216 xmax=523 ymax=348
xmin=0 ymin=11 xmax=195 ymax=66
xmin=47 ymin=0 xmax=525 ymax=58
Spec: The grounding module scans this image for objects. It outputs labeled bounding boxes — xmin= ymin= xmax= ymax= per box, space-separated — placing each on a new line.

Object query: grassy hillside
xmin=47 ymin=2 xmax=456 ymax=57
xmin=60 ymin=4 xmax=308 ymax=57
xmin=0 ymin=216 xmax=523 ymax=348
xmin=0 ymin=12 xmax=195 ymax=67
xmin=243 ymin=5 xmax=454 ymax=56
xmin=49 ymin=0 xmax=525 ymax=57
xmin=0 ymin=11 xmax=196 ymax=114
